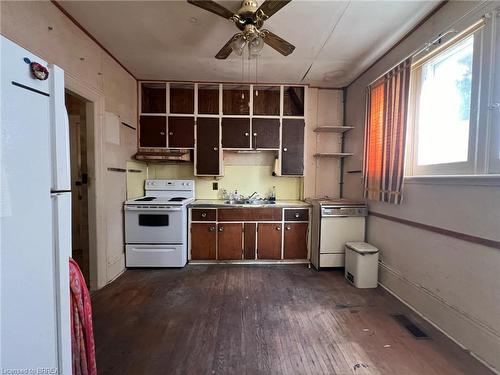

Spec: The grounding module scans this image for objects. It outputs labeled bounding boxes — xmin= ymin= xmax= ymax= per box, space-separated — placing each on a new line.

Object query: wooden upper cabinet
xmin=252 ymin=118 xmax=280 ymax=149
xmin=168 ymin=117 xmax=194 ymax=148
xmin=170 ymin=83 xmax=194 ymax=114
xmin=282 ymin=119 xmax=305 ymax=175
xmin=195 ymin=117 xmax=220 ymax=175
xmin=284 ymin=223 xmax=308 ymax=259
xmin=191 ymin=223 xmax=217 ymax=260
xmin=257 ymin=223 xmax=282 ymax=260
xmin=141 ymin=83 xmax=166 ymax=113
xmin=222 ymin=118 xmax=250 ymax=149
xmin=198 ymin=84 xmax=219 ymax=115
xmin=139 ymin=115 xmax=166 ymax=148
xmin=283 ymin=86 xmax=305 ymax=116
xmin=253 ymin=86 xmax=280 ymax=116
xmin=218 ymin=223 xmax=243 ymax=260
xmin=223 ymin=84 xmax=250 ymax=115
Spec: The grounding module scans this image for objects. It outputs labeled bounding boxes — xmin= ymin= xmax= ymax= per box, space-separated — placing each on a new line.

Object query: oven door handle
xmin=125 ymin=206 xmax=182 ymax=212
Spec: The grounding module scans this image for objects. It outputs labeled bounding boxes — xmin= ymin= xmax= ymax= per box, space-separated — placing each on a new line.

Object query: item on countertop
xmin=269 ymin=186 xmax=276 ymax=201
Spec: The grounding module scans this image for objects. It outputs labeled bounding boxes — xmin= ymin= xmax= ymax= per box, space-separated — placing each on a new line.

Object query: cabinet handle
xmin=244 ymin=132 xmax=249 ymax=137
xmin=201 ymin=213 xmax=207 ymax=218
xmin=276 ymin=226 xmax=281 ymax=231
xmin=218 ymin=226 xmax=224 ymax=232
xmin=209 ymin=226 xmax=215 ymax=232
xmin=286 ymin=226 xmax=291 ymax=230
xmin=213 ymin=147 xmax=219 ymax=151
xmin=253 ymin=132 xmax=258 ymax=137
xmin=169 ymin=131 xmax=173 ymax=136
xmin=283 ymin=147 xmax=288 ymax=152
xmin=160 ymin=131 xmax=165 ymax=136
xmin=294 ymin=213 xmax=300 ymax=218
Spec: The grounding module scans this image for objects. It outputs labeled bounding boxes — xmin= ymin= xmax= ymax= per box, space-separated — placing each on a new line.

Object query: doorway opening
xmin=65 ymin=91 xmax=91 ymax=285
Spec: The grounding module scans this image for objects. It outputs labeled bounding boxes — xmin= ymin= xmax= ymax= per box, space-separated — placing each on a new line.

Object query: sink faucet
xmin=247 ymin=192 xmax=259 ymax=200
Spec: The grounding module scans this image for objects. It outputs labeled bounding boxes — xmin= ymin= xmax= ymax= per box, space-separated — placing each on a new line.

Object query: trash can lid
xmin=345 ymin=241 xmax=379 ymax=254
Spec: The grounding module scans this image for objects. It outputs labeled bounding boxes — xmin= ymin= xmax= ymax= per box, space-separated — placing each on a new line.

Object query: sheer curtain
xmin=363 ymin=58 xmax=411 ymax=204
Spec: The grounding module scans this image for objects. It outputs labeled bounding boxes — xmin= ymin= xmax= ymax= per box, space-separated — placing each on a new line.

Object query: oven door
xmin=124 ymin=205 xmax=184 ymax=244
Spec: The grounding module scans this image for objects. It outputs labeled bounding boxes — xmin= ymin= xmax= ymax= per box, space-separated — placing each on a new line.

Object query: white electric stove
xmin=124 ymin=179 xmax=195 ymax=267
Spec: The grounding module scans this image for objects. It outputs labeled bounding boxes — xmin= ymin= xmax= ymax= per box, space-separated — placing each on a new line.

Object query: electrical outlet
xmin=212 ymin=182 xmax=218 ymax=190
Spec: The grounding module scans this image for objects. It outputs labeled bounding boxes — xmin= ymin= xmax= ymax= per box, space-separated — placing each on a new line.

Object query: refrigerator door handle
xmin=51 ymin=190 xmax=72 ymax=194
xmin=50 ymin=65 xmax=71 ymax=191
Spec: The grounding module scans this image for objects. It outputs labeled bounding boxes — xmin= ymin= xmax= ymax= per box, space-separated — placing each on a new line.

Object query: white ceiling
xmin=59 ymin=0 xmax=440 ymax=87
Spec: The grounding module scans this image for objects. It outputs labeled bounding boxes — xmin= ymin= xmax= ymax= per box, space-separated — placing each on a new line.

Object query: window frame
xmin=405 ymin=9 xmax=500 ymax=179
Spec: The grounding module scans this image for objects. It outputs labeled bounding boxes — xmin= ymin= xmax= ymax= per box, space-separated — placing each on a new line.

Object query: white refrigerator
xmin=1 ymin=36 xmax=72 ymax=374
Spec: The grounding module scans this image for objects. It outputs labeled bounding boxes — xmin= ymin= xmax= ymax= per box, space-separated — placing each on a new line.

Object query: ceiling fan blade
xmin=257 ymin=0 xmax=291 ymax=20
xmin=215 ymin=34 xmax=241 ymax=59
xmin=187 ymin=0 xmax=234 ymax=19
xmin=261 ymin=30 xmax=295 ymax=56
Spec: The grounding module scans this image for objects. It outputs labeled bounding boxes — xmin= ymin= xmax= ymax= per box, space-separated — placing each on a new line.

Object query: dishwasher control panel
xmin=321 ymin=206 xmax=367 ymax=217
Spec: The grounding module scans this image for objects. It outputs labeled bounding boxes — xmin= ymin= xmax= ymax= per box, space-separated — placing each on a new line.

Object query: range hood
xmin=134 ymin=150 xmax=191 ymax=162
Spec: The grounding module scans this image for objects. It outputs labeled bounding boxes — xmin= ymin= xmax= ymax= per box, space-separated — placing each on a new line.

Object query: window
xmin=417 ymin=36 xmax=473 ymax=166
xmin=406 ymin=15 xmax=499 ymax=176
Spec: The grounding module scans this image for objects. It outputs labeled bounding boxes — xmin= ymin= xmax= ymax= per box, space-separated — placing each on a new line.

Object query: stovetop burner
xmin=134 ymin=197 xmax=156 ymax=202
xmin=169 ymin=197 xmax=186 ymax=202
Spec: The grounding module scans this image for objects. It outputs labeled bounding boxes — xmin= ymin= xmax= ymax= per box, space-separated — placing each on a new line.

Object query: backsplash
xmin=126 ymin=152 xmax=303 ymax=200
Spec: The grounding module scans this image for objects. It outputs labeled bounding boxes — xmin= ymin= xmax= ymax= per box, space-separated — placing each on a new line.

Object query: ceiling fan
xmin=187 ymin=0 xmax=295 ymax=59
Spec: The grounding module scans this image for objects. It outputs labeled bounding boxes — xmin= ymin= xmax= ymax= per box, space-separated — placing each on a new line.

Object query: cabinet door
xmin=282 ymin=119 xmax=304 ymax=175
xmin=196 ymin=118 xmax=220 ymax=175
xmin=253 ymin=86 xmax=280 ymax=115
xmin=222 ymin=118 xmax=250 ymax=149
xmin=252 ymin=118 xmax=280 ymax=149
xmin=139 ymin=115 xmax=166 ymax=148
xmin=198 ymin=84 xmax=219 ymax=115
xmin=223 ymin=85 xmax=250 ymax=115
xmin=191 ymin=223 xmax=216 ymax=260
xmin=170 ymin=83 xmax=194 ymax=114
xmin=284 ymin=223 xmax=308 ymax=259
xmin=168 ymin=116 xmax=194 ymax=148
xmin=283 ymin=86 xmax=305 ymax=116
xmin=141 ymin=83 xmax=166 ymax=113
xmin=244 ymin=223 xmax=256 ymax=260
xmin=218 ymin=223 xmax=243 ymax=260
xmin=257 ymin=223 xmax=282 ymax=260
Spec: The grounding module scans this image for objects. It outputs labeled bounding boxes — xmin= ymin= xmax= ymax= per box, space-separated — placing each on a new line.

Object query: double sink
xmin=224 ymin=199 xmax=276 ymax=205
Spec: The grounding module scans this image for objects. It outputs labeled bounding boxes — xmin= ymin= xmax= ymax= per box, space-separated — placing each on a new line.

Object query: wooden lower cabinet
xmin=217 ymin=223 xmax=243 ymax=260
xmin=244 ymin=223 xmax=256 ymax=260
xmin=284 ymin=223 xmax=308 ymax=259
xmin=190 ymin=207 xmax=309 ymax=262
xmin=257 ymin=223 xmax=282 ymax=260
xmin=190 ymin=223 xmax=216 ymax=260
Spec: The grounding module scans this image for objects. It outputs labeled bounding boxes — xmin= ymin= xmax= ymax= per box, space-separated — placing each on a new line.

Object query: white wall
xmin=343 ymin=1 xmax=500 ymax=371
xmin=1 ymin=0 xmax=138 ymax=289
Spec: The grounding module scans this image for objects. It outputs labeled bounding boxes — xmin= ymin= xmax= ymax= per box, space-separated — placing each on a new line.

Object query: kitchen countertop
xmin=189 ymin=199 xmax=311 ymax=208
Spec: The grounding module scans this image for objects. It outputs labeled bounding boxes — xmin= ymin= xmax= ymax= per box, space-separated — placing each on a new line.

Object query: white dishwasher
xmin=308 ymin=199 xmax=367 ymax=269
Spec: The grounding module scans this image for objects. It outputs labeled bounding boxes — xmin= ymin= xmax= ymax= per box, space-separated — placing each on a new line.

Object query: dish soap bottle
xmin=270 ymin=186 xmax=276 ymax=201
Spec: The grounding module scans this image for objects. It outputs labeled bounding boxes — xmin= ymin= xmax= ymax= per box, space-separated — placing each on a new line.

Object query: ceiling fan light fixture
xmin=230 ymin=35 xmax=246 ymax=56
xmin=248 ymin=34 xmax=265 ymax=55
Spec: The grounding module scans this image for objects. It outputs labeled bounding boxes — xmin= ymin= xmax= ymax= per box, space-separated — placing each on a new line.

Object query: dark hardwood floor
xmin=92 ymin=265 xmax=492 ymax=375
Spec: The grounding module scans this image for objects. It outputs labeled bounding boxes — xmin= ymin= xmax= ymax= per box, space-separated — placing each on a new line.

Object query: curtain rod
xmin=368 ymin=16 xmax=486 ymax=87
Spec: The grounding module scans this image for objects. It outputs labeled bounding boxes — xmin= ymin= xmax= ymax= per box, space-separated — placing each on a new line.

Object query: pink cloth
xmin=70 ymin=258 xmax=97 ymax=375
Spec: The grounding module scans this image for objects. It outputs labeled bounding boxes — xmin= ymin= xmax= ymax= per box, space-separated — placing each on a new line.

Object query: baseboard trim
xmin=379 ymin=262 xmax=500 ymax=374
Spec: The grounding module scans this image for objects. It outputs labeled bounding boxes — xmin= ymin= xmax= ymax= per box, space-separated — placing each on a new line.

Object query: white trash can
xmin=345 ymin=242 xmax=379 ymax=288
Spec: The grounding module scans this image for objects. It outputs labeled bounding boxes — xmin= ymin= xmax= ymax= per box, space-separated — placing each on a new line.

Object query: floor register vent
xmin=391 ymin=314 xmax=430 ymax=339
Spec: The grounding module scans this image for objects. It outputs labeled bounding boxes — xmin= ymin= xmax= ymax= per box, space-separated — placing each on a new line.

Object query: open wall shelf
xmin=313 ymin=152 xmax=353 ymax=158
xmin=313 ymin=126 xmax=354 ymax=133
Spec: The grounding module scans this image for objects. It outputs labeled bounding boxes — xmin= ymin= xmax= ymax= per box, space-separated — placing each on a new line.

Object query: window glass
xmin=416 ymin=35 xmax=474 ymax=166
